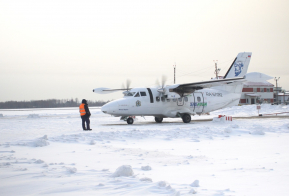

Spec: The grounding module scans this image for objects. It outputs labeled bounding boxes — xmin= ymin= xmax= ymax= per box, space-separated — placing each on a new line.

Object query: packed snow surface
xmin=0 ymin=104 xmax=289 ymax=195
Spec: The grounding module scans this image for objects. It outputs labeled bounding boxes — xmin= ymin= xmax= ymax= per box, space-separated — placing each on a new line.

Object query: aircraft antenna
xmin=214 ymin=60 xmax=220 ymax=79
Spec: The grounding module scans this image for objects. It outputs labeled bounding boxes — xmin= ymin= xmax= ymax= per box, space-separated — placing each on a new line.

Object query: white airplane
xmin=93 ymin=52 xmax=272 ymax=124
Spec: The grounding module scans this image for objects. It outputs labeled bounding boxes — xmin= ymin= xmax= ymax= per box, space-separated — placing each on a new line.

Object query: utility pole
xmin=214 ymin=60 xmax=220 ymax=79
xmin=173 ymin=64 xmax=176 ymax=84
xmin=274 ymin=77 xmax=280 ymax=104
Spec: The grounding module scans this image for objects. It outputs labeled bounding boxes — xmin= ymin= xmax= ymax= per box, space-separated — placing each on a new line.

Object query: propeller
xmin=156 ymin=75 xmax=167 ymax=88
xmin=122 ymin=79 xmax=131 ymax=92
xmin=157 ymin=75 xmax=167 ymax=95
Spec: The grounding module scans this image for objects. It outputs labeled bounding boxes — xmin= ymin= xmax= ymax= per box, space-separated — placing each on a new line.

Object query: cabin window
xmin=260 ymin=88 xmax=264 ymax=92
xmin=253 ymin=88 xmax=257 ymax=92
xmin=156 ymin=96 xmax=160 ymax=102
xmin=140 ymin=92 xmax=146 ymax=96
xmin=173 ymin=98 xmax=177 ymax=102
xmin=134 ymin=92 xmax=140 ymax=97
xmin=184 ymin=97 xmax=188 ymax=102
xmin=197 ymin=97 xmax=201 ymax=102
xmin=266 ymin=88 xmax=270 ymax=92
xmin=161 ymin=97 xmax=165 ymax=102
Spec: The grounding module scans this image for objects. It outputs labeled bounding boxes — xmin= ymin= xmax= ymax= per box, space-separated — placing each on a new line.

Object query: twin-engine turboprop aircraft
xmin=93 ymin=52 xmax=272 ymax=124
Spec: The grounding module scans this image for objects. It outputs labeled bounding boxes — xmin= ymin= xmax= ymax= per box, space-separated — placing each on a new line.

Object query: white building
xmin=239 ymin=81 xmax=274 ymax=105
xmin=277 ymin=92 xmax=289 ymax=105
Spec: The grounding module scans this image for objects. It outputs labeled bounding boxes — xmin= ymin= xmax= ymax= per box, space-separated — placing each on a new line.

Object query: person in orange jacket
xmin=79 ymin=99 xmax=92 ymax=131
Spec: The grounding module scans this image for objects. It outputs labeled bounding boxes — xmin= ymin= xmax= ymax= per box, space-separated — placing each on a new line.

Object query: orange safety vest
xmin=79 ymin=103 xmax=86 ymax=116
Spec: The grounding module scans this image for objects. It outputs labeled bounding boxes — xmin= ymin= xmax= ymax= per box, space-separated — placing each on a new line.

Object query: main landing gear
xmin=155 ymin=117 xmax=163 ymax=123
xmin=182 ymin=113 xmax=191 ymax=123
xmin=126 ymin=115 xmax=191 ymax=124
xmin=127 ymin=117 xmax=134 ymax=124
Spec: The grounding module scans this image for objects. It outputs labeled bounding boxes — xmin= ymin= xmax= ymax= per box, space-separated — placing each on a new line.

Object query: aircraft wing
xmin=169 ymin=77 xmax=245 ymax=94
xmin=169 ymin=72 xmax=273 ymax=95
xmin=93 ymin=88 xmax=132 ymax=94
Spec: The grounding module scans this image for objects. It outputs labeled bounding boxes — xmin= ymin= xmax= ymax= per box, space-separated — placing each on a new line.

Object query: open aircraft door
xmin=177 ymin=97 xmax=184 ymax=106
xmin=193 ymin=92 xmax=204 ymax=114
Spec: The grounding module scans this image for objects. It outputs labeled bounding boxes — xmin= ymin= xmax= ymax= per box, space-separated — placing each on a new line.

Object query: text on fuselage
xmin=206 ymin=92 xmax=222 ymax=97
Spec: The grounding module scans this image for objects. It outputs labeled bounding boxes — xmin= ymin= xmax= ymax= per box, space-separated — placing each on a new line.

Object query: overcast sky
xmin=0 ymin=0 xmax=288 ymax=102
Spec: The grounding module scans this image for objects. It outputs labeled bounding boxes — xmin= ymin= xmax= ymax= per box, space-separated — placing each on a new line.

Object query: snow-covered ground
xmin=0 ymin=104 xmax=289 ymax=196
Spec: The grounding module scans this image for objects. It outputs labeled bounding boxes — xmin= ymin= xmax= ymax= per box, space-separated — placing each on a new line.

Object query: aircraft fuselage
xmin=101 ymin=86 xmax=241 ymax=118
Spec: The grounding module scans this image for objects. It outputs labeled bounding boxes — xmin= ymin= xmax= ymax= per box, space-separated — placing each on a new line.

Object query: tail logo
xmin=234 ymin=61 xmax=244 ymax=76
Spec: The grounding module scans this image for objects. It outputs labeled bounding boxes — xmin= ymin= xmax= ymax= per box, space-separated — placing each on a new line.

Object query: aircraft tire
xmin=182 ymin=114 xmax=191 ymax=123
xmin=155 ymin=117 xmax=163 ymax=123
xmin=127 ymin=117 xmax=134 ymax=124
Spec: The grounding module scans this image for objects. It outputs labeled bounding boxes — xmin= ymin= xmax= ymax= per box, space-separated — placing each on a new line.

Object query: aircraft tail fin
xmin=223 ymin=52 xmax=252 ymax=79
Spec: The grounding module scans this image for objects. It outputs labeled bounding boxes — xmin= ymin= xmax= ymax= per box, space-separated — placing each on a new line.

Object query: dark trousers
xmin=81 ymin=116 xmax=90 ymax=130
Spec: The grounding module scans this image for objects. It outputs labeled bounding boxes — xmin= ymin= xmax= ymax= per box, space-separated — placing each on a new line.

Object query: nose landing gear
xmin=155 ymin=117 xmax=163 ymax=123
xmin=127 ymin=117 xmax=134 ymax=124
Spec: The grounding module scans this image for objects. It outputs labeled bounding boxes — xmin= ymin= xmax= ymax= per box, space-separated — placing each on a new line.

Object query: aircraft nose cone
xmin=101 ymin=104 xmax=110 ymax=114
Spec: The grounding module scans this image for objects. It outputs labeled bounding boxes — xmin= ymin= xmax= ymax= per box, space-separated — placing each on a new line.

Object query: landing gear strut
xmin=127 ymin=117 xmax=134 ymax=124
xmin=182 ymin=113 xmax=191 ymax=123
xmin=155 ymin=117 xmax=163 ymax=123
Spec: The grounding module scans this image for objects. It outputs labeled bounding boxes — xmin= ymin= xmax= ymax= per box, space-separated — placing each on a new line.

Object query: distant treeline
xmin=0 ymin=98 xmax=109 ymax=109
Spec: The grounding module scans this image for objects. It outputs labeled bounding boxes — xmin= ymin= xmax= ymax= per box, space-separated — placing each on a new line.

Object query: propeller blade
xmin=126 ymin=79 xmax=131 ymax=91
xmin=161 ymin=75 xmax=167 ymax=88
xmin=122 ymin=79 xmax=132 ymax=91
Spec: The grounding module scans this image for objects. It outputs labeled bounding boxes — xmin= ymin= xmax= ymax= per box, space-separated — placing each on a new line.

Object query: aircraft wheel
xmin=127 ymin=117 xmax=134 ymax=124
xmin=182 ymin=113 xmax=191 ymax=123
xmin=155 ymin=117 xmax=163 ymax=123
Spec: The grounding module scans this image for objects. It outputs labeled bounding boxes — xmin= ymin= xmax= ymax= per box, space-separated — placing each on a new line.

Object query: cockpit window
xmin=123 ymin=91 xmax=136 ymax=96
xmin=140 ymin=92 xmax=146 ymax=96
xmin=134 ymin=92 xmax=140 ymax=97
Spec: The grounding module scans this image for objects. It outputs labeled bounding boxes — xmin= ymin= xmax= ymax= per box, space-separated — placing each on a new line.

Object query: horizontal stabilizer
xmin=244 ymin=72 xmax=273 ymax=82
